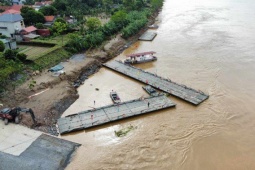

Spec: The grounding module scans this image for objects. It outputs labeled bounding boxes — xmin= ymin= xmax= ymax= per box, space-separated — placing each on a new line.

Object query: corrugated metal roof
xmin=0 ymin=14 xmax=23 ymax=22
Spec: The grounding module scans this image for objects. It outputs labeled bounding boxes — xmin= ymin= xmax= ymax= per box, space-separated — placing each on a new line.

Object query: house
xmin=44 ymin=15 xmax=55 ymax=27
xmin=20 ymin=26 xmax=40 ymax=41
xmin=0 ymin=38 xmax=17 ymax=50
xmin=0 ymin=13 xmax=25 ymax=38
xmin=33 ymin=1 xmax=53 ymax=11
xmin=0 ymin=5 xmax=22 ymax=15
xmin=37 ymin=29 xmax=50 ymax=37
xmin=12 ymin=0 xmax=26 ymax=5
xmin=20 ymin=26 xmax=37 ymax=35
xmin=1 ymin=9 xmax=20 ymax=15
xmin=12 ymin=0 xmax=20 ymax=5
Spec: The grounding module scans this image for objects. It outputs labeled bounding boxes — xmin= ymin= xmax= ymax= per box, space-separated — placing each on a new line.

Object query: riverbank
xmin=0 ymin=10 xmax=160 ymax=135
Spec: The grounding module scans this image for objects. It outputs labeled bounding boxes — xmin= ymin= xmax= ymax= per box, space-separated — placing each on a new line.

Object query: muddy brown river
xmin=61 ymin=0 xmax=255 ymax=169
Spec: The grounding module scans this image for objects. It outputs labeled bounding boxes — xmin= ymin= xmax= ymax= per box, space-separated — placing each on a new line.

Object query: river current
xmin=62 ymin=0 xmax=255 ymax=169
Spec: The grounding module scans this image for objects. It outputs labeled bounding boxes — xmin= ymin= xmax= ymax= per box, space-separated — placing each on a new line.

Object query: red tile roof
xmin=0 ymin=6 xmax=10 ymax=11
xmin=35 ymin=1 xmax=53 ymax=6
xmin=34 ymin=2 xmax=43 ymax=5
xmin=10 ymin=5 xmax=22 ymax=11
xmin=44 ymin=16 xmax=55 ymax=22
xmin=2 ymin=9 xmax=20 ymax=14
xmin=23 ymin=26 xmax=37 ymax=33
xmin=44 ymin=1 xmax=53 ymax=5
xmin=0 ymin=5 xmax=23 ymax=15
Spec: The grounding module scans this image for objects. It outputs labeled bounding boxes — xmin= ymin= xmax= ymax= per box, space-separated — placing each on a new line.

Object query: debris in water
xmin=114 ymin=125 xmax=137 ymax=137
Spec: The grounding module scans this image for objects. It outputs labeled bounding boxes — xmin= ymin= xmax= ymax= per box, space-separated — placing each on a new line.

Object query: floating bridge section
xmin=103 ymin=60 xmax=209 ymax=105
xmin=57 ymin=95 xmax=175 ymax=135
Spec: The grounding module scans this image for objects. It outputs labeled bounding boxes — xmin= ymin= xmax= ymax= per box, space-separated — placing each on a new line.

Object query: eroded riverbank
xmin=0 ymin=10 xmax=160 ymax=135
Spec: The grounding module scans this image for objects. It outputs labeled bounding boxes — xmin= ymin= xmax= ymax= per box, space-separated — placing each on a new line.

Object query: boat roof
xmin=127 ymin=51 xmax=156 ymax=57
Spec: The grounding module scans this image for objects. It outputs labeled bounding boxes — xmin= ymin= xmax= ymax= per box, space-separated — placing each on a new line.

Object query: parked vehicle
xmin=110 ymin=91 xmax=121 ymax=104
xmin=142 ymin=85 xmax=159 ymax=96
xmin=0 ymin=107 xmax=36 ymax=125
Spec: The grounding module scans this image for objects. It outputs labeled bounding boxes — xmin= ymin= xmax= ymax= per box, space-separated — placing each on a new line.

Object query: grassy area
xmin=16 ymin=46 xmax=28 ymax=53
xmin=32 ymin=34 xmax=71 ymax=46
xmin=33 ymin=47 xmax=71 ymax=69
xmin=16 ymin=34 xmax=72 ymax=61
xmin=18 ymin=45 xmax=53 ymax=61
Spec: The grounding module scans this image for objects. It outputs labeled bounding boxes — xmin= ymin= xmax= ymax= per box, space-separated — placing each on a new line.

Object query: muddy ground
xmin=0 ymin=12 xmax=159 ymax=136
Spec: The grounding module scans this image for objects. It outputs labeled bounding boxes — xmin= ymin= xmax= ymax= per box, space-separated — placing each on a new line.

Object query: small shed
xmin=0 ymin=39 xmax=17 ymax=50
xmin=20 ymin=26 xmax=37 ymax=35
xmin=37 ymin=29 xmax=50 ymax=37
xmin=44 ymin=16 xmax=55 ymax=27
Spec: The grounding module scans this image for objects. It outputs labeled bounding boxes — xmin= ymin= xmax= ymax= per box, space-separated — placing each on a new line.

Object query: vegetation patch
xmin=33 ymin=47 xmax=71 ymax=69
xmin=18 ymin=45 xmax=53 ymax=60
xmin=114 ymin=125 xmax=137 ymax=137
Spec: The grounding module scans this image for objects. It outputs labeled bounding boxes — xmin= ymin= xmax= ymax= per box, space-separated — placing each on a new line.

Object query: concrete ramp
xmin=0 ymin=121 xmax=80 ymax=170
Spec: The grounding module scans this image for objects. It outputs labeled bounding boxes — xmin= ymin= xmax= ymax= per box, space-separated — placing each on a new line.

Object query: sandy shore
xmin=0 ymin=11 xmax=159 ymax=135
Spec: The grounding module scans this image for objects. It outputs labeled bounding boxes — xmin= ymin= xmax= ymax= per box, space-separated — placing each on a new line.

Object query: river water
xmin=62 ymin=0 xmax=255 ymax=169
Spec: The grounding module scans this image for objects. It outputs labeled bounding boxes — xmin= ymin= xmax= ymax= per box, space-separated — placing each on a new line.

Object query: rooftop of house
xmin=1 ymin=9 xmax=20 ymax=15
xmin=34 ymin=1 xmax=53 ymax=6
xmin=0 ymin=13 xmax=23 ymax=22
xmin=22 ymin=26 xmax=37 ymax=33
xmin=9 ymin=4 xmax=22 ymax=11
xmin=0 ymin=6 xmax=10 ymax=11
xmin=0 ymin=4 xmax=23 ymax=14
xmin=44 ymin=16 xmax=55 ymax=22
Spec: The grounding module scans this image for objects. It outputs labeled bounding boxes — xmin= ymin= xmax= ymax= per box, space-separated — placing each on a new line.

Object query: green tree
xmin=55 ymin=17 xmax=66 ymax=24
xmin=23 ymin=0 xmax=35 ymax=5
xmin=111 ymin=10 xmax=128 ymax=28
xmin=102 ymin=0 xmax=113 ymax=9
xmin=123 ymin=0 xmax=135 ymax=10
xmin=51 ymin=21 xmax=68 ymax=46
xmin=86 ymin=17 xmax=102 ymax=31
xmin=35 ymin=23 xmax=45 ymax=29
xmin=16 ymin=53 xmax=27 ymax=61
xmin=150 ymin=0 xmax=163 ymax=11
xmin=0 ymin=41 xmax=5 ymax=52
xmin=52 ymin=0 xmax=67 ymax=11
xmin=39 ymin=5 xmax=57 ymax=16
xmin=21 ymin=7 xmax=45 ymax=25
xmin=3 ymin=49 xmax=18 ymax=60
xmin=134 ymin=0 xmax=145 ymax=10
xmin=51 ymin=21 xmax=68 ymax=35
xmin=21 ymin=6 xmax=34 ymax=14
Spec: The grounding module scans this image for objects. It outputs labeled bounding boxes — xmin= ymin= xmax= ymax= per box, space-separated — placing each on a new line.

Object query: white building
xmin=0 ymin=39 xmax=17 ymax=50
xmin=0 ymin=14 xmax=25 ymax=38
